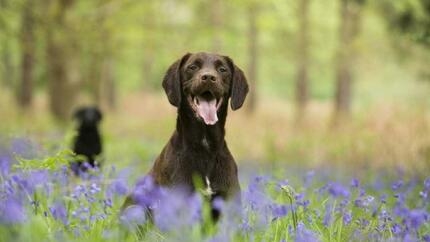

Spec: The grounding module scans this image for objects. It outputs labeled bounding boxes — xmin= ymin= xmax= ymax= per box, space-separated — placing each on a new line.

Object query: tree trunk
xmin=46 ymin=0 xmax=78 ymax=121
xmin=247 ymin=4 xmax=258 ymax=113
xmin=334 ymin=0 xmax=363 ymax=119
xmin=211 ymin=0 xmax=222 ymax=52
xmin=141 ymin=2 xmax=155 ymax=90
xmin=295 ymin=0 xmax=310 ymax=122
xmin=1 ymin=0 xmax=14 ymax=89
xmin=102 ymin=57 xmax=116 ymax=109
xmin=18 ymin=1 xmax=35 ymax=108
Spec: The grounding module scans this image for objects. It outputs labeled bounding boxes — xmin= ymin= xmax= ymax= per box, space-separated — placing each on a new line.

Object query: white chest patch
xmin=202 ymin=137 xmax=210 ymax=149
xmin=204 ymin=176 xmax=214 ymax=196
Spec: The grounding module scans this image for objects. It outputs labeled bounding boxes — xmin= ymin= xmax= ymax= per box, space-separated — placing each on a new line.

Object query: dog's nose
xmin=201 ymin=73 xmax=216 ymax=82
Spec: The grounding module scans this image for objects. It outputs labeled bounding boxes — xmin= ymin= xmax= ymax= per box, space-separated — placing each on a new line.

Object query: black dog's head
xmin=73 ymin=106 xmax=102 ymax=128
xmin=162 ymin=52 xmax=249 ymax=125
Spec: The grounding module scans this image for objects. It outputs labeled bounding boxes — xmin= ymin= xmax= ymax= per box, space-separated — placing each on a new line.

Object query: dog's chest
xmin=203 ymin=176 xmax=214 ymax=196
xmin=201 ymin=136 xmax=210 ymax=150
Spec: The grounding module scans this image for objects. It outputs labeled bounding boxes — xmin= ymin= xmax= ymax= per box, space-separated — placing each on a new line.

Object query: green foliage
xmin=378 ymin=0 xmax=430 ymax=46
xmin=14 ymin=149 xmax=74 ymax=171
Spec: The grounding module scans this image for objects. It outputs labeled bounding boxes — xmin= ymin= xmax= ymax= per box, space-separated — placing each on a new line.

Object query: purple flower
xmin=10 ymin=137 xmax=39 ymax=159
xmin=393 ymin=204 xmax=409 ymax=218
xmin=0 ymin=197 xmax=27 ymax=224
xmin=328 ymin=182 xmax=350 ymax=198
xmin=343 ymin=211 xmax=352 ymax=225
xmin=212 ymin=196 xmax=225 ymax=212
xmin=108 ymin=179 xmax=128 ymax=196
xmin=391 ymin=180 xmax=403 ymax=191
xmin=323 ymin=203 xmax=332 ymax=227
xmin=243 ymin=186 xmax=271 ymax=211
xmin=295 ymin=222 xmax=319 ymax=242
xmin=120 ymin=205 xmax=146 ymax=230
xmin=404 ymin=233 xmax=418 ymax=242
xmin=50 ymin=201 xmax=68 ymax=225
xmin=89 ymin=183 xmax=101 ymax=194
xmin=380 ymin=194 xmax=387 ymax=204
xmin=0 ymin=154 xmax=12 ymax=175
xmin=271 ymin=204 xmax=288 ymax=220
xmin=391 ymin=223 xmax=402 ymax=235
xmin=424 ymin=178 xmax=430 ymax=190
xmin=379 ymin=209 xmax=391 ymax=222
xmin=152 ymin=189 xmax=202 ymax=231
xmin=351 ymin=178 xmax=360 ymax=188
xmin=132 ymin=175 xmax=165 ymax=208
xmin=405 ymin=209 xmax=428 ymax=230
xmin=303 ymin=170 xmax=315 ymax=187
xmin=277 ymin=179 xmax=289 ymax=188
xmin=354 ymin=196 xmax=374 ymax=208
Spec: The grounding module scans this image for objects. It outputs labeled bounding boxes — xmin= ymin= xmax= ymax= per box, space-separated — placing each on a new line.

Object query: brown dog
xmin=125 ymin=52 xmax=248 ymax=219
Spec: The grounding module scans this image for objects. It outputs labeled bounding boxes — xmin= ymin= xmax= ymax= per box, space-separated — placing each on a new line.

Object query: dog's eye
xmin=188 ymin=65 xmax=198 ymax=71
xmin=218 ymin=66 xmax=227 ymax=73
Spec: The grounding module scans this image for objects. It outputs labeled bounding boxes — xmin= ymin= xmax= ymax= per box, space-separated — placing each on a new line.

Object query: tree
xmin=295 ymin=0 xmax=311 ymax=121
xmin=247 ymin=3 xmax=258 ymax=113
xmin=334 ymin=0 xmax=365 ymax=119
xmin=0 ymin=0 xmax=15 ymax=89
xmin=381 ymin=0 xmax=430 ymax=47
xmin=18 ymin=0 xmax=35 ymax=108
xmin=45 ymin=0 xmax=79 ymax=121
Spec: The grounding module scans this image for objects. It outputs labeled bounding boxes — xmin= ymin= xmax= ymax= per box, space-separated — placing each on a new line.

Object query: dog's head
xmin=162 ymin=52 xmax=249 ymax=125
xmin=73 ymin=106 xmax=102 ymax=127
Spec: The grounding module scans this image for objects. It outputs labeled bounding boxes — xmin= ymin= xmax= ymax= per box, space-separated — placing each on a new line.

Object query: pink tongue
xmin=196 ymin=97 xmax=218 ymax=125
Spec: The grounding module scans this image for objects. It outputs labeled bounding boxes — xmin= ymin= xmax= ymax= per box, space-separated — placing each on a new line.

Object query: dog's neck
xmin=175 ymin=101 xmax=228 ymax=152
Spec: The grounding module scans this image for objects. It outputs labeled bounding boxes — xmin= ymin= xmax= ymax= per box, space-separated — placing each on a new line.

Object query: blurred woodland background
xmin=1 ymin=0 xmax=430 ymax=174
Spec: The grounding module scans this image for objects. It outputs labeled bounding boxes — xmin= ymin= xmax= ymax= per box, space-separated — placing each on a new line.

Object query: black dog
xmin=124 ymin=52 xmax=248 ymax=220
xmin=71 ymin=106 xmax=103 ymax=175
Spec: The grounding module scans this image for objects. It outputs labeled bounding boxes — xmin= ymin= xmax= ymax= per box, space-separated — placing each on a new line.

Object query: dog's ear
xmin=95 ymin=108 xmax=102 ymax=122
xmin=162 ymin=53 xmax=191 ymax=107
xmin=225 ymin=56 xmax=249 ymax=110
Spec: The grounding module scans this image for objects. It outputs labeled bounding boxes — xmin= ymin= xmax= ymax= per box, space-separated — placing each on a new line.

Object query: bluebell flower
xmin=405 ymin=209 xmax=428 ymax=230
xmin=351 ymin=178 xmax=360 ymax=188
xmin=391 ymin=223 xmax=402 ymax=235
xmin=323 ymin=203 xmax=332 ymax=227
xmin=89 ymin=183 xmax=101 ymax=194
xmin=303 ymin=170 xmax=315 ymax=187
xmin=132 ymin=175 xmax=165 ymax=208
xmin=380 ymin=194 xmax=387 ymax=204
xmin=0 ymin=154 xmax=12 ymax=176
xmin=49 ymin=201 xmax=68 ymax=226
xmin=393 ymin=204 xmax=409 ymax=218
xmin=354 ymin=195 xmax=374 ymax=208
xmin=391 ymin=180 xmax=403 ymax=191
xmin=328 ymin=182 xmax=350 ymax=198
xmin=270 ymin=204 xmax=288 ymax=220
xmin=343 ymin=211 xmax=352 ymax=225
xmin=295 ymin=222 xmax=319 ymax=242
xmin=379 ymin=209 xmax=391 ymax=222
xmin=424 ymin=178 xmax=430 ymax=191
xmin=212 ymin=196 xmax=225 ymax=212
xmin=119 ymin=205 xmax=146 ymax=229
xmin=10 ymin=137 xmax=39 ymax=159
xmin=403 ymin=233 xmax=418 ymax=242
xmin=0 ymin=196 xmax=26 ymax=224
xmin=107 ymin=179 xmax=128 ymax=196
xmin=152 ymin=189 xmax=202 ymax=231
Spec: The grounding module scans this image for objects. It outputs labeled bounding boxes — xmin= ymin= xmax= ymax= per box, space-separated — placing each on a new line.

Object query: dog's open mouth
xmin=188 ymin=91 xmax=223 ymax=125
